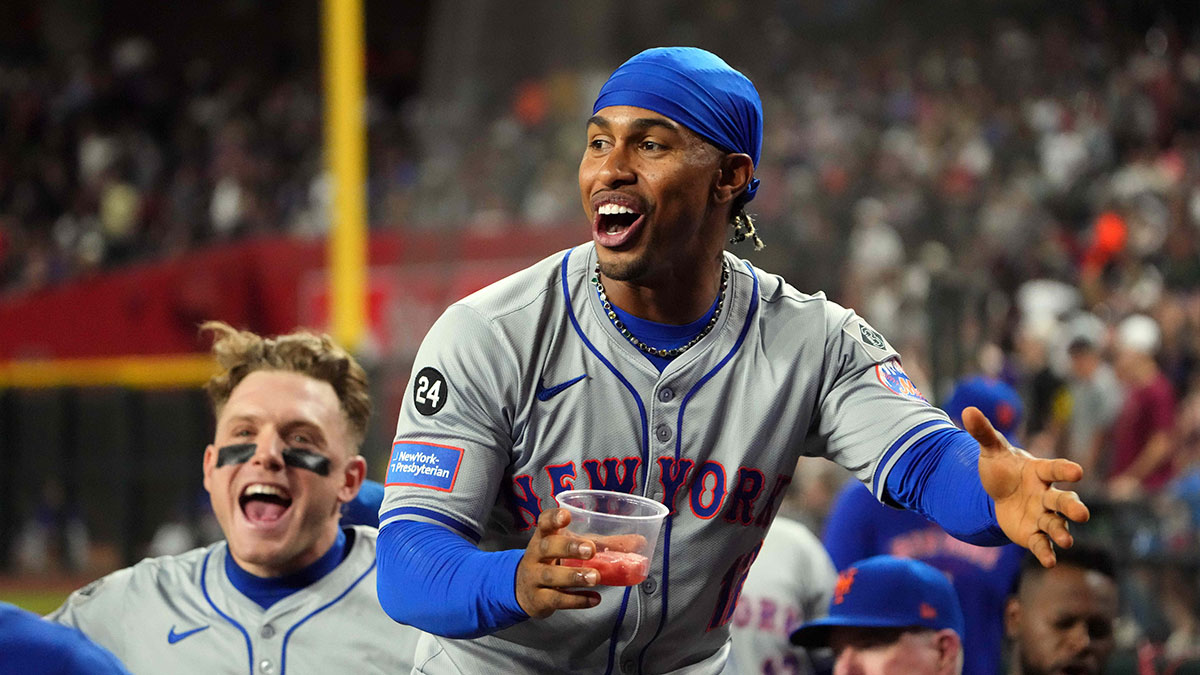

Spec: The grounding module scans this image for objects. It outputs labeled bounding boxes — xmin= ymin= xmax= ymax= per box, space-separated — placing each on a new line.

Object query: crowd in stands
xmin=0 ymin=34 xmax=418 ymax=293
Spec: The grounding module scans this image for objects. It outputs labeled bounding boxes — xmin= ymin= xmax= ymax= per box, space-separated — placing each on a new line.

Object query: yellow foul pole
xmin=322 ymin=0 xmax=367 ymax=352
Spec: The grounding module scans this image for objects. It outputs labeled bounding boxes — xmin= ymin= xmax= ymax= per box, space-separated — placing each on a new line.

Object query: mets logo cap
xmin=790 ymin=555 xmax=964 ymax=647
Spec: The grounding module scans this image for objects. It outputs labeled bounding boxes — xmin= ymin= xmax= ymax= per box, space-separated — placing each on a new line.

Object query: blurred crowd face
xmin=1113 ymin=346 xmax=1153 ymax=385
xmin=828 ymin=626 xmax=962 ymax=675
xmin=1067 ymin=344 xmax=1101 ymax=381
xmin=202 ymin=370 xmax=365 ymax=577
xmin=579 ymin=105 xmax=726 ymax=286
xmin=1006 ymin=564 xmax=1119 ymax=675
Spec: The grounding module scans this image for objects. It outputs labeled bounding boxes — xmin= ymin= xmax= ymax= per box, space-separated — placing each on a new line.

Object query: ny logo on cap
xmin=833 ymin=568 xmax=858 ymax=605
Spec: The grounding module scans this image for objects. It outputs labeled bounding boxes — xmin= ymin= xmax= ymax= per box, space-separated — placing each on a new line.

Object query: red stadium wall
xmin=0 ymin=226 xmax=583 ymax=362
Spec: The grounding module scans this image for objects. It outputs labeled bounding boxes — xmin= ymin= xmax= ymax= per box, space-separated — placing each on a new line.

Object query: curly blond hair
xmin=201 ymin=321 xmax=371 ymax=447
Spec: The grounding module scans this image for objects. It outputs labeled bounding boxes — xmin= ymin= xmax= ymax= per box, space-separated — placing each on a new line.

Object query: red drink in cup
xmin=555 ymin=490 xmax=669 ymax=587
xmin=562 ymin=550 xmax=651 ymax=586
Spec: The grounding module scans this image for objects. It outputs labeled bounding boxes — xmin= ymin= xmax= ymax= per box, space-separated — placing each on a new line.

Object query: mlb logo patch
xmin=875 ymin=360 xmax=928 ymax=403
xmin=386 ymin=441 xmax=464 ymax=492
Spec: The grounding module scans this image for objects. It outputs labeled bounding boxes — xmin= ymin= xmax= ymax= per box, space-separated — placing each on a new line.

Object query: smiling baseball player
xmin=49 ymin=322 xmax=418 ymax=674
xmin=375 ymin=47 xmax=1089 ymax=674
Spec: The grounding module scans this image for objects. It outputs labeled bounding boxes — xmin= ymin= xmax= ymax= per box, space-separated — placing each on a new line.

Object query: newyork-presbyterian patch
xmin=386 ymin=441 xmax=464 ymax=492
xmin=875 ymin=360 xmax=928 ymax=403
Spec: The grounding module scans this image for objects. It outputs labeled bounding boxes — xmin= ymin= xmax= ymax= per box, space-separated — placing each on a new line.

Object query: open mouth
xmin=593 ymin=201 xmax=645 ymax=248
xmin=598 ymin=203 xmax=640 ymax=233
xmin=239 ymin=483 xmax=293 ymax=525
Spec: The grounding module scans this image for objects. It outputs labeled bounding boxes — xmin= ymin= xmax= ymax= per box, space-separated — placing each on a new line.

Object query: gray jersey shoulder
xmin=384 ymin=243 xmax=953 ymax=673
xmin=50 ymin=526 xmax=418 ymax=675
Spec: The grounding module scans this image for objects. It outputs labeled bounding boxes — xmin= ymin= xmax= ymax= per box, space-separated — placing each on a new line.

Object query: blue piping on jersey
xmin=201 ymin=548 xmax=255 ymax=675
xmin=638 ymin=259 xmax=760 ymax=672
xmin=379 ymin=506 xmax=481 ymax=544
xmin=560 ymin=250 xmax=649 ymax=675
xmin=279 ymin=560 xmax=375 ymax=675
xmin=871 ymin=419 xmax=946 ymax=501
xmin=560 ymin=251 xmax=650 ymax=483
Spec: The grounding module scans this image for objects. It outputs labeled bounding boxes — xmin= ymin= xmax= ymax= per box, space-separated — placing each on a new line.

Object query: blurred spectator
xmin=12 ymin=478 xmax=89 ymax=575
xmin=1012 ymin=315 xmax=1069 ymax=456
xmin=1109 ymin=314 xmax=1177 ymax=499
xmin=1060 ymin=314 xmax=1123 ymax=483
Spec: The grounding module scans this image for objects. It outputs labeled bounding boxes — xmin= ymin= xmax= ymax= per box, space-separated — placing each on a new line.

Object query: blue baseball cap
xmin=790 ymin=556 xmax=964 ymax=647
xmin=593 ymin=47 xmax=763 ymax=203
xmin=942 ymin=375 xmax=1023 ymax=444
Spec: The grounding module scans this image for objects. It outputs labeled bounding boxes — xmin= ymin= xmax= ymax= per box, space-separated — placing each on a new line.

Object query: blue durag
xmin=592 ymin=46 xmax=763 ymax=203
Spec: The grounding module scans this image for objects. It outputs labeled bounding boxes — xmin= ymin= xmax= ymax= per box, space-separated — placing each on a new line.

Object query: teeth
xmin=243 ymin=484 xmax=290 ymax=499
xmin=606 ymin=225 xmax=620 ymax=234
xmin=598 ymin=203 xmax=636 ymax=216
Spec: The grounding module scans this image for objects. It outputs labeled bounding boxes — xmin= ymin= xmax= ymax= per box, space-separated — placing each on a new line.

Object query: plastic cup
xmin=555 ymin=489 xmax=669 ymax=586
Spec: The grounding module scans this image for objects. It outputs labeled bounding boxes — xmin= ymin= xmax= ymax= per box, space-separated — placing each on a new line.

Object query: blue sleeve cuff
xmin=884 ymin=427 xmax=1008 ymax=546
xmin=376 ymin=519 xmax=528 ymax=638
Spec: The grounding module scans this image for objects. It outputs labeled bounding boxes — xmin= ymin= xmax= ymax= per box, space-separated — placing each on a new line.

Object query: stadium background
xmin=2 ymin=0 xmax=1200 ymax=668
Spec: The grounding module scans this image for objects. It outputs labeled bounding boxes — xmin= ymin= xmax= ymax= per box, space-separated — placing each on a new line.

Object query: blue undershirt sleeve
xmin=376 ymin=520 xmax=528 ymax=638
xmin=883 ymin=427 xmax=1009 ymax=546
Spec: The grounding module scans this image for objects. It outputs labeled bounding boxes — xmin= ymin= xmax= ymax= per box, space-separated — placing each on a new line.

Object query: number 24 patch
xmin=413 ymin=367 xmax=448 ymax=416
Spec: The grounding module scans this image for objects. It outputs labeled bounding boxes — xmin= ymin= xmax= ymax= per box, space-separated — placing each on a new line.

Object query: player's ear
xmin=712 ymin=152 xmax=753 ymax=206
xmin=202 ymin=444 xmax=217 ymax=491
xmin=337 ymin=455 xmax=367 ymax=504
xmin=932 ymin=629 xmax=961 ymax=670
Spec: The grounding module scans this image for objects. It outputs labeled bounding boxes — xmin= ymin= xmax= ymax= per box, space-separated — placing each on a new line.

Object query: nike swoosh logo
xmin=536 ymin=374 xmax=587 ymax=402
xmin=167 ymin=625 xmax=210 ymax=644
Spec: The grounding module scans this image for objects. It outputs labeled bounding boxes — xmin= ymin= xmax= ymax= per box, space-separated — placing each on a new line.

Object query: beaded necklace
xmin=591 ymin=260 xmax=729 ymax=359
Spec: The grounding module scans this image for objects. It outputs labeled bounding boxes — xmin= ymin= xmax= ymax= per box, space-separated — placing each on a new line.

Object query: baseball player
xmin=823 ymin=376 xmax=1027 ymax=675
xmin=49 ymin=322 xmax=419 ymax=674
xmin=376 ymin=47 xmax=1088 ymax=674
xmin=1 ymin=601 xmax=131 ymax=674
xmin=1005 ymin=545 xmax=1119 ymax=675
xmin=790 ymin=556 xmax=965 ymax=675
xmin=727 ymin=516 xmax=837 ymax=675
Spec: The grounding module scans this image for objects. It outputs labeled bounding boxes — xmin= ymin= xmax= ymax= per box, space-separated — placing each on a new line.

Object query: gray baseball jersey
xmin=727 ymin=517 xmax=836 ymax=675
xmin=381 ymin=243 xmax=954 ymax=674
xmin=48 ymin=526 xmax=418 ymax=675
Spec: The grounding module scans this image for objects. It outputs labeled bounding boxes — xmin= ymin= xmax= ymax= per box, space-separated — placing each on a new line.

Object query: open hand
xmin=965 ymin=406 xmax=1090 ymax=567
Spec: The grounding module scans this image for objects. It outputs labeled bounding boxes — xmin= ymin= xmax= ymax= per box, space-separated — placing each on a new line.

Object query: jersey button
xmin=621 ymin=658 xmax=636 ymax=673
xmin=640 ymin=576 xmax=657 ymax=594
xmin=657 ymin=388 xmax=674 ymax=402
xmin=260 ymin=625 xmax=275 ymax=639
xmin=259 ymin=659 xmax=274 ymax=674
xmin=655 ymin=424 xmax=672 ymax=442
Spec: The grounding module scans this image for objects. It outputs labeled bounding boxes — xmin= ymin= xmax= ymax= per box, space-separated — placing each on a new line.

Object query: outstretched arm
xmin=965 ymin=406 xmax=1090 ymax=567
